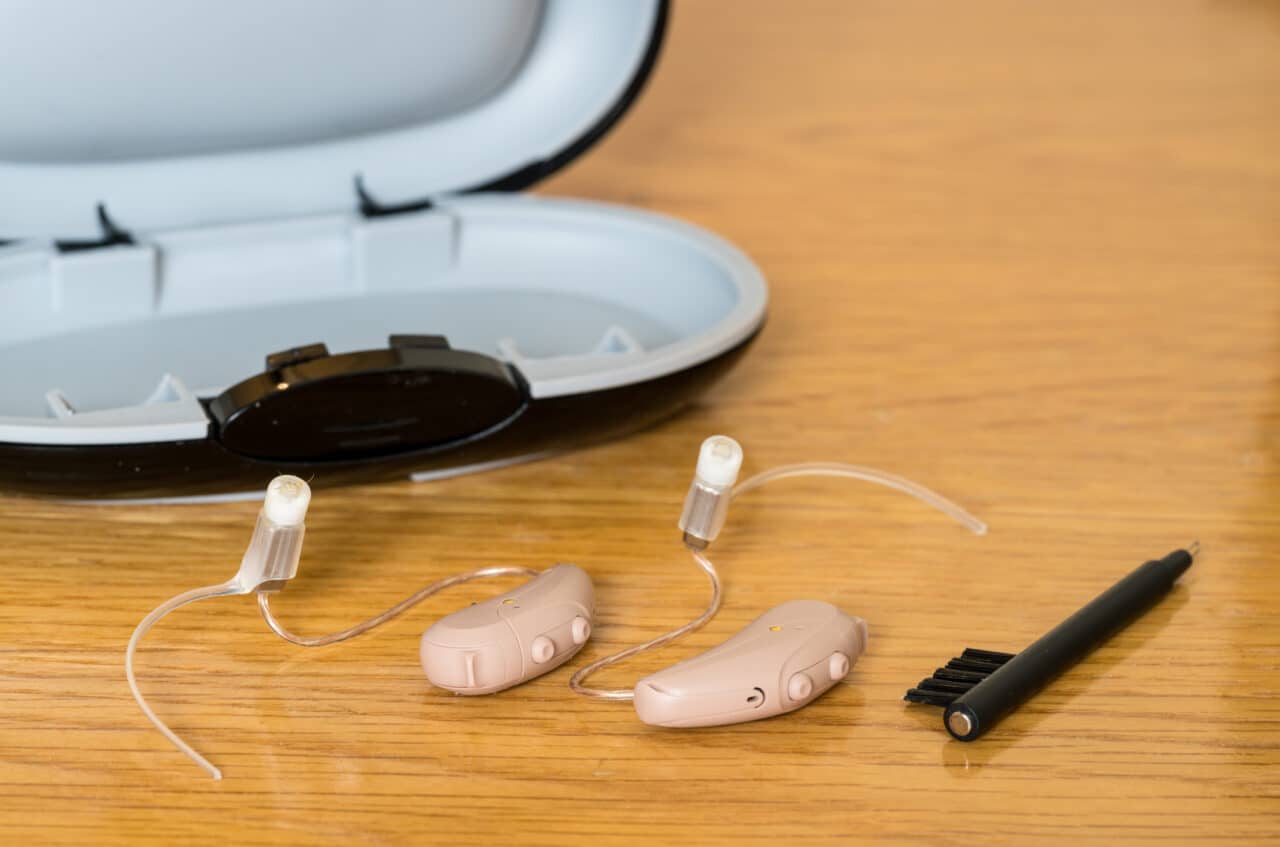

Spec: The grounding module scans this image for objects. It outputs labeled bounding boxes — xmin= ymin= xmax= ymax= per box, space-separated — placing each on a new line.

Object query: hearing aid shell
xmin=421 ymin=563 xmax=595 ymax=695
xmin=633 ymin=599 xmax=867 ymax=728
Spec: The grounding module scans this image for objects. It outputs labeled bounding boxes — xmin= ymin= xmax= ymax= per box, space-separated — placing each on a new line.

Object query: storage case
xmin=0 ymin=0 xmax=767 ymax=498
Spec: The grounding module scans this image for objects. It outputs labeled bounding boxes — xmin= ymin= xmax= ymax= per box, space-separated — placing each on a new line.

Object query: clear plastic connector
xmin=678 ymin=435 xmax=744 ymax=550
xmin=234 ymin=475 xmax=310 ymax=593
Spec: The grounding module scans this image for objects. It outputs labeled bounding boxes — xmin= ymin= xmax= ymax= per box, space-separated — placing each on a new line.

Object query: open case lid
xmin=0 ymin=0 xmax=666 ymax=240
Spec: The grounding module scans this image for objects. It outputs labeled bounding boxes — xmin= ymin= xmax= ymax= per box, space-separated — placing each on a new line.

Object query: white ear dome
xmin=695 ymin=435 xmax=743 ymax=489
xmin=263 ymin=475 xmax=311 ymax=526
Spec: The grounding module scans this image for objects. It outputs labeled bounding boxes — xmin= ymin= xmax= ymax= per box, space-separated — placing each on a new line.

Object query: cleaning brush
xmin=905 ymin=544 xmax=1197 ymax=741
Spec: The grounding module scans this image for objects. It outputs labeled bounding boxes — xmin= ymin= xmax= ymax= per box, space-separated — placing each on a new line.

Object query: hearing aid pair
xmin=127 ymin=437 xmax=985 ymax=778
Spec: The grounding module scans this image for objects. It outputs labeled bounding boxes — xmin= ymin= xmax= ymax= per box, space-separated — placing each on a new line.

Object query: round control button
xmin=787 ymin=672 xmax=813 ymax=701
xmin=828 ymin=652 xmax=850 ymax=681
xmin=530 ymin=635 xmax=555 ymax=664
xmin=571 ymin=616 xmax=591 ymax=645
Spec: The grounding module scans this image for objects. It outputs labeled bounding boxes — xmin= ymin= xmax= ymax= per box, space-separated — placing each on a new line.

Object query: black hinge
xmin=354 ymin=175 xmax=434 ymax=218
xmin=54 ymin=204 xmax=136 ymax=253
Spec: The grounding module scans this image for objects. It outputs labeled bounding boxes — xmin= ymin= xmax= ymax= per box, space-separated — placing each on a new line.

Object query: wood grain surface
xmin=2 ymin=1 xmax=1278 ymax=844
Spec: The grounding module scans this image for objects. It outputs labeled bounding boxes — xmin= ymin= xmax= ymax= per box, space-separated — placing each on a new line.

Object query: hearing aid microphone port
xmin=746 ymin=687 xmax=766 ymax=708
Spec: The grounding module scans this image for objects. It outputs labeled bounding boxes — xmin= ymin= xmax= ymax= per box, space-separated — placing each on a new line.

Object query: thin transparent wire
xmin=567 ymin=462 xmax=985 ymax=701
xmin=568 ymin=550 xmax=721 ymax=701
xmin=126 ymin=580 xmax=243 ymax=780
xmin=257 ymin=565 xmax=540 ymax=647
xmin=732 ymin=463 xmax=988 ymax=536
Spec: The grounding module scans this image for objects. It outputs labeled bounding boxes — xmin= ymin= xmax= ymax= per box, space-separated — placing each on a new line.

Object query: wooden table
xmin=3 ymin=1 xmax=1277 ymax=843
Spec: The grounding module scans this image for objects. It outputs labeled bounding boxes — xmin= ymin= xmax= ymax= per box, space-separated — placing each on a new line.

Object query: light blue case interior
xmin=0 ymin=0 xmax=767 ymax=446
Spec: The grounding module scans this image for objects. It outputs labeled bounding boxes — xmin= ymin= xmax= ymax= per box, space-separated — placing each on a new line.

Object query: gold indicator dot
xmin=502 ymin=599 xmax=515 ymax=605
xmin=769 ymin=625 xmax=783 ymax=632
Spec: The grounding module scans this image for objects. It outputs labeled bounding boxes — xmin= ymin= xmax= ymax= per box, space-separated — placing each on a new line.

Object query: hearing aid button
xmin=530 ymin=635 xmax=555 ymax=664
xmin=464 ymin=652 xmax=478 ymax=688
xmin=787 ymin=672 xmax=814 ymax=702
xmin=828 ymin=652 xmax=851 ymax=681
xmin=571 ymin=616 xmax=591 ymax=645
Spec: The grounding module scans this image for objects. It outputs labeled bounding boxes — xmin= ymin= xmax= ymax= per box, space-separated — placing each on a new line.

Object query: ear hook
xmin=126 ymin=475 xmax=311 ymax=779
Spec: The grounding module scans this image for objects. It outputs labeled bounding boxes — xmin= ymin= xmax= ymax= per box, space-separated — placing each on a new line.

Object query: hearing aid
xmin=128 ymin=475 xmax=595 ymax=778
xmin=569 ymin=435 xmax=985 ymax=728
xmin=421 ymin=563 xmax=595 ymax=694
xmin=633 ymin=599 xmax=868 ymax=727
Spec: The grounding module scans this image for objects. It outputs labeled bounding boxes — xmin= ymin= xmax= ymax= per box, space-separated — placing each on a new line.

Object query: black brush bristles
xmin=903 ymin=648 xmax=1016 ymax=706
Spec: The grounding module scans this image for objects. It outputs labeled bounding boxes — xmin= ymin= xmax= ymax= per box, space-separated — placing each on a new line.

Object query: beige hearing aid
xmin=633 ymin=600 xmax=867 ymax=727
xmin=421 ymin=563 xmax=595 ymax=694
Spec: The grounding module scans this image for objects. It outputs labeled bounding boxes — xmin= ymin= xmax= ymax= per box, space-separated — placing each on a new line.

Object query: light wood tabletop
xmin=2 ymin=1 xmax=1278 ymax=843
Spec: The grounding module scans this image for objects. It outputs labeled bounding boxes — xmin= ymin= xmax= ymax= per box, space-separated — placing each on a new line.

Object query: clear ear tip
xmin=695 ymin=435 xmax=743 ymax=489
xmin=263 ymin=475 xmax=311 ymax=526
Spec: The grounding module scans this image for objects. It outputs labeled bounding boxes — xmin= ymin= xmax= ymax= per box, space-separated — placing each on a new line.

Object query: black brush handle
xmin=943 ymin=547 xmax=1194 ymax=741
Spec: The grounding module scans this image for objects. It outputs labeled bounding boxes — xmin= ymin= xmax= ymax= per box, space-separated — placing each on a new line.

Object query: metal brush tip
xmin=947 ymin=710 xmax=973 ymax=737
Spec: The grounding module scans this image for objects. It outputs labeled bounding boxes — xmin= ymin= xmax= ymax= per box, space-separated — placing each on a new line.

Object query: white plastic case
xmin=0 ymin=1 xmax=767 ymax=497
